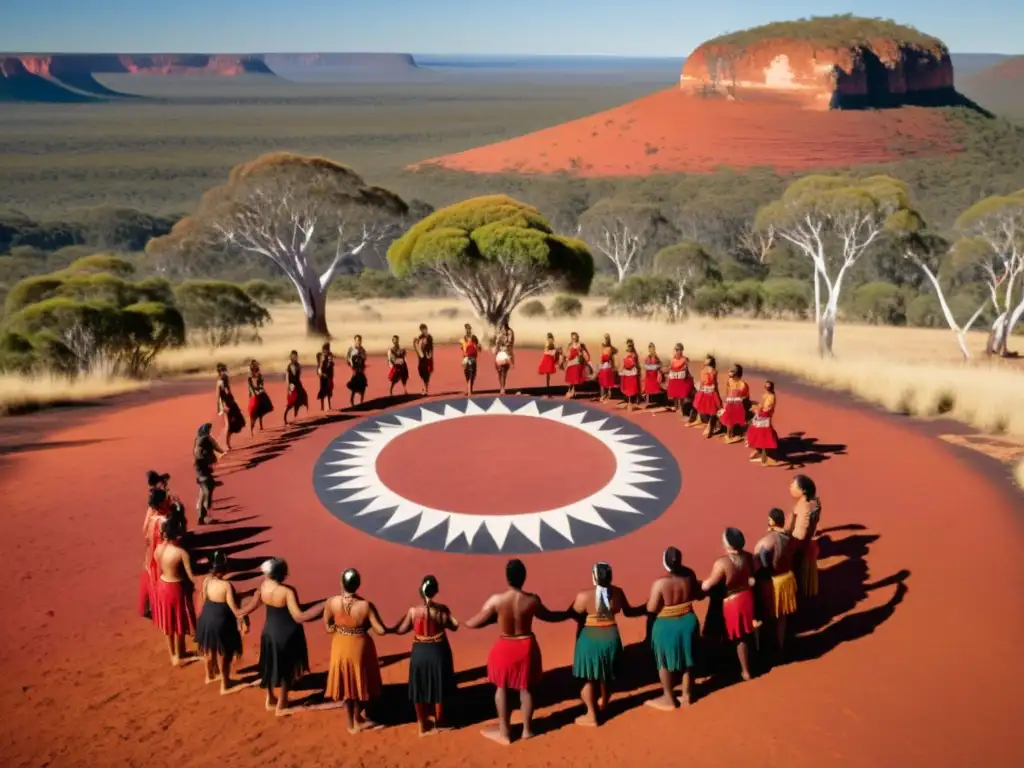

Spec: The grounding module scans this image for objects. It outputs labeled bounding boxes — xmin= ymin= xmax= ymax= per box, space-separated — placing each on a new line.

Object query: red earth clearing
xmin=411 ymin=88 xmax=962 ymax=176
xmin=0 ymin=345 xmax=1021 ymax=768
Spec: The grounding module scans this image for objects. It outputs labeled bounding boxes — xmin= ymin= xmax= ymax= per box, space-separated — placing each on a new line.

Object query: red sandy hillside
xmin=413 ymin=16 xmax=967 ymax=177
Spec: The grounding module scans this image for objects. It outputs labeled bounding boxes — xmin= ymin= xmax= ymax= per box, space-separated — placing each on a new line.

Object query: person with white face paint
xmin=645 ymin=547 xmax=703 ymax=710
xmin=569 ymin=562 xmax=644 ymax=727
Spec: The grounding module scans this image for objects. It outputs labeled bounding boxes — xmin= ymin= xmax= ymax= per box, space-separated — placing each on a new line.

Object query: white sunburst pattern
xmin=314 ymin=397 xmax=681 ymax=554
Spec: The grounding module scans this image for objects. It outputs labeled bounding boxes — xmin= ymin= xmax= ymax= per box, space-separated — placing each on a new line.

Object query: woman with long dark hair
xmin=346 ymin=335 xmax=368 ymax=407
xmin=393 ymin=575 xmax=459 ymax=735
xmin=316 ymin=342 xmax=335 ymax=410
xmin=247 ymin=360 xmax=274 ymax=435
xmin=152 ymin=514 xmax=197 ymax=667
xmin=283 ymin=350 xmax=308 ymax=425
xmin=215 ymin=363 xmax=245 ymax=450
xmin=691 ymin=355 xmax=723 ymax=438
xmin=195 ymin=550 xmax=248 ymax=694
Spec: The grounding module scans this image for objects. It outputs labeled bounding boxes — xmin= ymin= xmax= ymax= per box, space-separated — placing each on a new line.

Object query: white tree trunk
xmin=907 ymin=252 xmax=989 ymax=361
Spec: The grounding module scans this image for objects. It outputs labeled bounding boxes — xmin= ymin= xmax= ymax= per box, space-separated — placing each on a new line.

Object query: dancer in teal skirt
xmin=645 ymin=546 xmax=703 ymax=710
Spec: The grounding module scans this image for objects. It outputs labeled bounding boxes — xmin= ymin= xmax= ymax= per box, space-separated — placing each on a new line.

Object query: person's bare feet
xmin=574 ymin=713 xmax=599 ymax=727
xmin=480 ymin=726 xmax=511 ymax=745
xmin=265 ymin=694 xmax=277 ymax=711
xmin=520 ymin=727 xmax=535 ymax=740
xmin=740 ymin=671 xmax=753 ymax=682
xmin=645 ymin=696 xmax=677 ymax=711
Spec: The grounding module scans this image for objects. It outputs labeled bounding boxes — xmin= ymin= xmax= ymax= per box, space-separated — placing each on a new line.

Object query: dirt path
xmin=0 ymin=347 xmax=1021 ymax=768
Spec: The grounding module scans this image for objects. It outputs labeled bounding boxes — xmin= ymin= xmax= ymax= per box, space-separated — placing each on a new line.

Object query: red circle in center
xmin=375 ymin=414 xmax=617 ymax=515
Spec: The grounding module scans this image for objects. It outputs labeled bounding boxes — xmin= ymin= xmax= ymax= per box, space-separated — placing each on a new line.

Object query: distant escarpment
xmin=262 ymin=52 xmax=419 ymax=71
xmin=679 ymin=15 xmax=958 ymax=110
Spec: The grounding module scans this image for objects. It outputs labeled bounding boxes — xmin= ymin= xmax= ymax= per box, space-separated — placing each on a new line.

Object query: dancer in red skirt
xmin=215 ymin=364 xmax=244 ymax=450
xmin=701 ymin=527 xmax=756 ymax=682
xmin=617 ymin=339 xmax=641 ymax=411
xmin=537 ymin=333 xmax=560 ymax=392
xmin=283 ymin=350 xmax=308 ymax=425
xmin=462 ymin=334 xmax=480 ymax=396
xmin=316 ymin=342 xmax=335 ymax=411
xmin=596 ymin=334 xmax=618 ymax=402
xmin=493 ymin=321 xmax=515 ymax=395
xmin=746 ymin=381 xmax=780 ymax=466
xmin=414 ymin=324 xmax=434 ymax=395
xmin=464 ymin=559 xmax=566 ymax=745
xmin=387 ymin=335 xmax=409 ymax=396
xmin=153 ymin=515 xmax=197 ymax=667
xmin=642 ymin=343 xmax=664 ymax=412
xmin=665 ymin=344 xmax=695 ymax=419
xmin=563 ymin=332 xmax=589 ymax=399
xmin=690 ymin=355 xmax=723 ymax=438
xmin=247 ymin=360 xmax=274 ymax=436
xmin=139 ymin=487 xmax=170 ymax=620
xmin=719 ymin=364 xmax=750 ymax=445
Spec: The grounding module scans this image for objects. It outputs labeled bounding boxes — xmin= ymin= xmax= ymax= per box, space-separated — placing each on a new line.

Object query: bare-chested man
xmin=464 ymin=559 xmax=566 ymax=745
xmin=701 ymin=527 xmax=756 ymax=681
xmin=645 ymin=546 xmax=703 ymax=710
xmin=753 ymin=509 xmax=798 ymax=656
xmin=153 ymin=514 xmax=197 ymax=666
xmin=414 ymin=324 xmax=434 ymax=395
xmin=786 ymin=474 xmax=822 ymax=599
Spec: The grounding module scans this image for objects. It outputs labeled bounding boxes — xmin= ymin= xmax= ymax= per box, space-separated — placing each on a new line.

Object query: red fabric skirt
xmin=720 ymin=399 xmax=748 ymax=428
xmin=722 ymin=589 xmax=756 ymax=641
xmin=538 ymin=354 xmax=558 ymax=375
xmin=286 ymin=386 xmax=308 ymax=410
xmin=248 ymin=392 xmax=274 ymax=421
xmin=487 ymin=635 xmax=543 ymax=691
xmin=692 ymin=388 xmax=722 ymax=416
xmin=388 ymin=364 xmax=408 ymax=383
xmin=154 ymin=579 xmax=196 ymax=636
xmin=666 ymin=376 xmax=694 ymax=400
xmin=746 ymin=414 xmax=778 ymax=449
xmin=138 ymin=570 xmax=154 ymax=619
xmin=620 ymin=371 xmax=640 ymax=397
xmin=643 ymin=370 xmax=662 ymax=395
xmin=597 ymin=364 xmax=617 ymax=389
xmin=565 ymin=362 xmax=587 ymax=386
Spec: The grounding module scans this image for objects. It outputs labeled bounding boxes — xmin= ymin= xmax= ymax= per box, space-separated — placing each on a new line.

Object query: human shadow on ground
xmin=0 ymin=437 xmax=113 ymax=456
xmin=216 ymin=411 xmax=359 ymax=475
xmin=777 ymin=431 xmax=847 ymax=467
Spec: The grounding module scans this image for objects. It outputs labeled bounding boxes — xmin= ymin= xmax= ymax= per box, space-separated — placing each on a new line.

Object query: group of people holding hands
xmin=138 ymin=470 xmax=823 ymax=743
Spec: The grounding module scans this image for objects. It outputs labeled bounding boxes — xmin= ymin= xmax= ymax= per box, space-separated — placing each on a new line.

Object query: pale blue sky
xmin=1 ymin=1 xmax=1018 ymax=55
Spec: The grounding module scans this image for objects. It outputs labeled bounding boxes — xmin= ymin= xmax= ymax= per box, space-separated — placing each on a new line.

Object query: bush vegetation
xmin=699 ymin=14 xmax=945 ymax=52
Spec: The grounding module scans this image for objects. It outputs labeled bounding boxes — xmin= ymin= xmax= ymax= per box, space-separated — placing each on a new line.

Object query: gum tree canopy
xmin=387 ymin=195 xmax=594 ymax=327
xmin=145 ymin=152 xmax=408 ymax=337
xmin=755 ymin=174 xmax=920 ymax=357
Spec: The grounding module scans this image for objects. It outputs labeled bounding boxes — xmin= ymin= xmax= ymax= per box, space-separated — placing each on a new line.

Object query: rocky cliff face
xmin=681 ymin=38 xmax=956 ymax=109
xmin=14 ymin=53 xmax=272 ymax=77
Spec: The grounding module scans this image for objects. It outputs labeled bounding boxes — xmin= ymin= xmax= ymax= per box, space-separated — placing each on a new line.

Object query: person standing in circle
xmin=195 ymin=550 xmax=248 ymax=693
xmin=316 ymin=342 xmax=335 ymax=410
xmin=346 ymin=335 xmax=368 ymax=408
xmin=666 ymin=344 xmax=695 ymax=419
xmin=392 ymin=575 xmax=460 ymax=736
xmin=462 ymin=334 xmax=480 ymax=396
xmin=617 ymin=339 xmax=640 ymax=410
xmin=596 ymin=334 xmax=618 ymax=402
xmin=283 ymin=350 xmax=308 ymax=425
xmin=563 ymin=332 xmax=589 ymax=399
xmin=139 ymin=487 xmax=170 ymax=620
xmin=570 ymin=562 xmax=642 ymax=727
xmin=645 ymin=546 xmax=702 ymax=711
xmin=537 ymin=333 xmax=561 ymax=393
xmin=642 ymin=343 xmax=664 ymax=412
xmin=247 ymin=360 xmax=274 ymax=436
xmin=215 ymin=363 xmax=244 ymax=450
xmin=323 ymin=568 xmax=387 ymax=734
xmin=193 ymin=423 xmax=224 ymax=526
xmin=691 ymin=355 xmax=723 ymax=438
xmin=152 ymin=515 xmax=197 ymax=667
xmin=414 ymin=324 xmax=434 ymax=395
xmin=386 ymin=335 xmax=409 ymax=396
xmin=237 ymin=558 xmax=316 ymax=715
xmin=753 ymin=509 xmax=799 ymax=658
xmin=786 ymin=475 xmax=822 ymax=600
xmin=701 ymin=527 xmax=756 ymax=682
xmin=719 ymin=364 xmax=750 ymax=445
xmin=746 ymin=381 xmax=780 ymax=466
xmin=493 ymin=320 xmax=515 ymax=395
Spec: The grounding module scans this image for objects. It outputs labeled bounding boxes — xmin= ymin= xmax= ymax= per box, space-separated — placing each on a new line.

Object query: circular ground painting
xmin=313 ymin=396 xmax=682 ymax=554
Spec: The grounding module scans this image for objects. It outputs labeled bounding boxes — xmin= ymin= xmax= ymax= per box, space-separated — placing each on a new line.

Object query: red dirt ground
xmin=0 ymin=346 xmax=1021 ymax=768
xmin=410 ymin=89 xmax=961 ymax=176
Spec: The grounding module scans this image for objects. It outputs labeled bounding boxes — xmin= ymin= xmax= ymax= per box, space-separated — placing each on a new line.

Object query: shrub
xmin=551 ymin=295 xmax=583 ymax=318
xmin=588 ymin=274 xmax=618 ymax=297
xmin=851 ymin=281 xmax=907 ymax=325
xmin=242 ymin=279 xmax=294 ymax=305
xmin=761 ymin=278 xmax=812 ymax=318
xmin=608 ymin=275 xmax=677 ymax=318
xmin=173 ymin=281 xmax=271 ymax=346
xmin=519 ymin=299 xmax=547 ymax=318
xmin=693 ymin=284 xmax=731 ymax=318
xmin=726 ymin=279 xmax=764 ymax=315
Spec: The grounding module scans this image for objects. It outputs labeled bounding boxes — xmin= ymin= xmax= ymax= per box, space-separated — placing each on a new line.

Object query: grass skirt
xmin=651 ymin=612 xmax=699 ymax=672
xmin=409 ymin=637 xmax=456 ymax=704
xmin=761 ymin=572 xmax=799 ymax=618
xmin=572 ymin=625 xmax=623 ymax=682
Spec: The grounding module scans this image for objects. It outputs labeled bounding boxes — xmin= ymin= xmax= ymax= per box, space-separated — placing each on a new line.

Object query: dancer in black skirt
xmin=392 ymin=575 xmax=459 ymax=735
xmin=195 ymin=551 xmax=248 ymax=694
xmin=237 ymin=557 xmax=321 ymax=714
xmin=346 ymin=335 xmax=368 ymax=408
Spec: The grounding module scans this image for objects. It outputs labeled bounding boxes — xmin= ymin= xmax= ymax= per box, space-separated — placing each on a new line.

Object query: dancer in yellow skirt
xmin=754 ymin=509 xmax=799 ymax=656
xmin=323 ymin=568 xmax=388 ymax=734
xmin=786 ymin=475 xmax=822 ymax=599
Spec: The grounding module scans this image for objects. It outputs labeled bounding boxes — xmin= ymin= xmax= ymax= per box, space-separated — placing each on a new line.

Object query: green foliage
xmin=850 ymin=281 xmax=908 ymax=325
xmin=587 ymin=274 xmax=617 ymax=297
xmin=726 ymin=279 xmax=764 ymax=315
xmin=242 ymin=279 xmax=295 ymax=305
xmin=519 ymin=299 xmax=547 ymax=318
xmin=608 ymin=275 xmax=677 ymax=318
xmin=61 ymin=253 xmax=137 ymax=277
xmin=761 ymin=278 xmax=813 ymax=317
xmin=551 ymin=295 xmax=583 ymax=318
xmin=693 ymin=284 xmax=731 ymax=318
xmin=173 ymin=281 xmax=271 ymax=346
xmin=4 ymin=275 xmax=66 ymax=315
xmin=700 ymin=15 xmax=945 ymax=53
xmin=329 ymin=269 xmax=414 ymax=300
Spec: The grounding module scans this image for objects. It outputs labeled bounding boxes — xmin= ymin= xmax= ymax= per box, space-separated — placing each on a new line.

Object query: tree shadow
xmin=778 ymin=431 xmax=847 ymax=467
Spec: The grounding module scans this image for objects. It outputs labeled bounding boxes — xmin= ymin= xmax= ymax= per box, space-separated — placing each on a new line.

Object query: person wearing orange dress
xmin=642 ymin=343 xmax=665 ymax=412
xmin=690 ymin=355 xmax=723 ymax=438
xmin=596 ymin=334 xmax=618 ymax=402
xmin=719 ymin=364 xmax=750 ymax=445
xmin=746 ymin=381 xmax=780 ymax=466
xmin=617 ymin=339 xmax=641 ymax=411
xmin=283 ymin=350 xmax=308 ymax=425
xmin=247 ymin=360 xmax=274 ymax=436
xmin=461 ymin=334 xmax=480 ymax=396
xmin=537 ymin=333 xmax=560 ymax=392
xmin=563 ymin=332 xmax=589 ymax=399
xmin=387 ymin=335 xmax=409 ymax=396
xmin=665 ymin=344 xmax=695 ymax=419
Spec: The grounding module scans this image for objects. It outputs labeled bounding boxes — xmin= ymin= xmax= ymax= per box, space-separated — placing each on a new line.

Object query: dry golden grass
xmin=0 ymin=363 xmax=148 ymax=415
xmin=1015 ymin=459 xmax=1024 ymax=490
